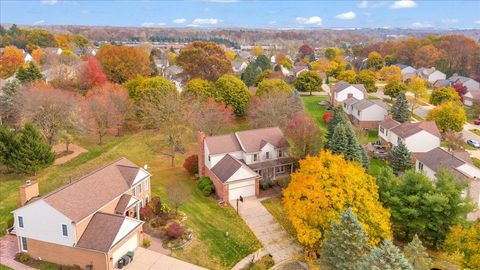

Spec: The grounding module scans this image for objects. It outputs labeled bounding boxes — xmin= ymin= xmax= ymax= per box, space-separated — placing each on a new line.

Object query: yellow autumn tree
xmin=283 ymin=151 xmax=392 ymax=254
xmin=225 ymin=50 xmax=237 ymax=61
xmin=379 ymin=65 xmax=402 ymax=83
xmin=31 ymin=48 xmax=45 ymax=64
xmin=251 ymin=45 xmax=263 ymax=56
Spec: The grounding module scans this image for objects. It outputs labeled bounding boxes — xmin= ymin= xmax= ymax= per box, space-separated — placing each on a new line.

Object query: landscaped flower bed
xmin=141 ymin=196 xmax=193 ymax=250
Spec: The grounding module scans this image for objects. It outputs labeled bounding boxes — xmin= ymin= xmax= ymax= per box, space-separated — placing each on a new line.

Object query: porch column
xmin=273 ymin=167 xmax=276 ymax=180
xmin=290 ymin=164 xmax=293 ymax=173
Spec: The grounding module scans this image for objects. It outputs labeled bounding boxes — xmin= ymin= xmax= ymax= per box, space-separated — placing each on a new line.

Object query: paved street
xmin=124 ymin=247 xmax=206 ymax=270
xmin=232 ymin=197 xmax=302 ymax=264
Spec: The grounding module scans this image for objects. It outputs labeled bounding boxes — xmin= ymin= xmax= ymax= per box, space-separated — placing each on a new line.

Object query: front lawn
xmin=301 ymin=95 xmax=330 ymax=132
xmin=0 ymin=132 xmax=260 ymax=270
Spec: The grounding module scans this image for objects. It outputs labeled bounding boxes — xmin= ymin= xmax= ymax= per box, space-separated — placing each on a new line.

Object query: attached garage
xmin=112 ymin=233 xmax=140 ymax=267
xmin=228 ymin=179 xmax=256 ymax=200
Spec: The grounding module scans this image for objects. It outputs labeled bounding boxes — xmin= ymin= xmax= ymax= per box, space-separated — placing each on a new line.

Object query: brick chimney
xmin=20 ymin=180 xmax=39 ymax=205
xmin=384 ymin=114 xmax=392 ymax=121
xmin=198 ymin=131 xmax=206 ymax=177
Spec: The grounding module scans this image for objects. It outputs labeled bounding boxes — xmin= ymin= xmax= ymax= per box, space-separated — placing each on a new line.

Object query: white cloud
xmin=173 ymin=18 xmax=186 ymax=24
xmin=391 ymin=0 xmax=417 ymax=9
xmin=33 ymin=20 xmax=45 ymax=25
xmin=187 ymin=24 xmax=199 ymax=27
xmin=358 ymin=0 xmax=368 ymax=8
xmin=441 ymin=18 xmax=459 ymax=24
xmin=296 ymin=16 xmax=322 ymax=25
xmin=192 ymin=18 xmax=222 ymax=25
xmin=40 ymin=0 xmax=58 ymax=5
xmin=268 ymin=21 xmax=276 ymax=25
xmin=335 ymin=11 xmax=356 ymax=20
xmin=411 ymin=22 xmax=433 ymax=28
xmin=141 ymin=22 xmax=155 ymax=27
xmin=158 ymin=22 xmax=166 ymax=26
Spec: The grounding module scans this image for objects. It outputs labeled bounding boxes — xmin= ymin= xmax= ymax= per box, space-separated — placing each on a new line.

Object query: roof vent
xmin=144 ymin=164 xmax=148 ymax=170
xmin=25 ymin=180 xmax=32 ymax=185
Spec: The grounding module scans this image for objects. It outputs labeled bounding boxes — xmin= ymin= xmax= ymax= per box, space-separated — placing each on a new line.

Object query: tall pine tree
xmin=403 ymin=235 xmax=432 ymax=270
xmin=16 ymin=62 xmax=43 ymax=83
xmin=391 ymin=92 xmax=411 ymax=123
xmin=359 ymin=240 xmax=413 ymax=270
xmin=326 ymin=107 xmax=347 ymax=144
xmin=241 ymin=63 xmax=258 ymax=87
xmin=321 ymin=208 xmax=371 ymax=270
xmin=391 ymin=141 xmax=413 ymax=174
xmin=10 ymin=123 xmax=54 ymax=174
xmin=329 ymin=120 xmax=368 ymax=169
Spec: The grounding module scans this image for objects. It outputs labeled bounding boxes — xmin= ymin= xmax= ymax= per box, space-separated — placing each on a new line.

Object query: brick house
xmin=198 ymin=127 xmax=294 ymax=203
xmin=343 ymin=97 xmax=388 ymax=129
xmin=11 ymin=158 xmax=151 ymax=269
xmin=415 ymin=147 xmax=480 ymax=220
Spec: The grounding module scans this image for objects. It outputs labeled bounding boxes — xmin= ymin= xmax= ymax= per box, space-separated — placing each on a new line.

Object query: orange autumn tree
xmin=0 ymin=45 xmax=24 ymax=78
xmin=283 ymin=151 xmax=392 ymax=255
xmin=31 ymin=48 xmax=45 ymax=65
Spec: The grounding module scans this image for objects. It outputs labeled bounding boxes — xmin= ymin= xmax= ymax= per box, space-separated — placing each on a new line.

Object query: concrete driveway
xmin=124 ymin=247 xmax=206 ymax=270
xmin=232 ymin=197 xmax=302 ymax=264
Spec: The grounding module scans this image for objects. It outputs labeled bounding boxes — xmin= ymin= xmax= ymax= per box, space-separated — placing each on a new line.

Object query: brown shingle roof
xmin=115 ymin=194 xmax=132 ymax=214
xmin=76 ymin=212 xmax=132 ymax=252
xmin=235 ymin=127 xmax=287 ymax=153
xmin=333 ymin=81 xmax=367 ymax=93
xmin=43 ymin=158 xmax=143 ymax=222
xmin=391 ymin=121 xmax=441 ymax=139
xmin=205 ymin=134 xmax=242 ymax=155
xmin=379 ymin=118 xmax=401 ymax=129
xmin=415 ymin=148 xmax=465 ymax=177
xmin=210 ymin=154 xmax=242 ymax=183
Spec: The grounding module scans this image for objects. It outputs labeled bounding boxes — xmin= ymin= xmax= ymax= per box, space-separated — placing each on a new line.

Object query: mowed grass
xmin=300 ymin=95 xmax=329 ymax=132
xmin=369 ymin=158 xmax=389 ymax=177
xmin=0 ymin=131 xmax=260 ymax=270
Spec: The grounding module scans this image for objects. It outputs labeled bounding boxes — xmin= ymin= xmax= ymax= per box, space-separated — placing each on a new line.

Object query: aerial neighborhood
xmin=1 ymin=1 xmax=480 ymax=269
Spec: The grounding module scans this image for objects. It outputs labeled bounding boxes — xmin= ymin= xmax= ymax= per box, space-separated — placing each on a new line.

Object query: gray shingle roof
xmin=391 ymin=121 xmax=441 ymax=139
xmin=210 ymin=154 xmax=243 ymax=183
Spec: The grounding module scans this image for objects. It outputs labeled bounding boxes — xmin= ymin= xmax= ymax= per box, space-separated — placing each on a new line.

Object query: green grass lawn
xmin=0 ymin=131 xmax=260 ymax=270
xmin=369 ymin=158 xmax=389 ymax=177
xmin=367 ymin=130 xmax=379 ymax=143
xmin=300 ymin=95 xmax=329 ymax=132
xmin=0 ymin=264 xmax=13 ymax=270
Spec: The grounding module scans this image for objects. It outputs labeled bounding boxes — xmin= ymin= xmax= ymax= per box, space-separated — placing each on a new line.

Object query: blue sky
xmin=1 ymin=0 xmax=479 ymax=29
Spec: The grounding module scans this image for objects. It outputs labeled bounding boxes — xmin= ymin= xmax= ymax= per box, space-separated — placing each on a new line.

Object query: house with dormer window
xmin=198 ymin=127 xmax=294 ymax=202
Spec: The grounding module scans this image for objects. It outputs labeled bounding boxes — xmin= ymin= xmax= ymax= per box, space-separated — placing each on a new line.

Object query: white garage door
xmin=112 ymin=233 xmax=139 ymax=268
xmin=229 ymin=182 xmax=255 ymax=200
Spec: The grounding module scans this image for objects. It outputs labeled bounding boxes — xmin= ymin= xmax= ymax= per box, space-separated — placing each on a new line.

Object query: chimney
xmin=20 ymin=180 xmax=39 ymax=205
xmin=384 ymin=114 xmax=392 ymax=121
xmin=347 ymin=93 xmax=353 ymax=98
xmin=198 ymin=131 xmax=206 ymax=177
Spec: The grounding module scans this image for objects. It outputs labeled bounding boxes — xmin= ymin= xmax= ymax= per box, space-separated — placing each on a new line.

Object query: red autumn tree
xmin=82 ymin=83 xmax=130 ymax=144
xmin=188 ymin=98 xmax=235 ymax=136
xmin=453 ymin=82 xmax=467 ymax=99
xmin=183 ymin=154 xmax=199 ymax=176
xmin=166 ymin=222 xmax=184 ymax=239
xmin=96 ymin=45 xmax=151 ymax=83
xmin=285 ymin=112 xmax=323 ymax=160
xmin=298 ymin=44 xmax=314 ymax=58
xmin=77 ymin=55 xmax=107 ymax=90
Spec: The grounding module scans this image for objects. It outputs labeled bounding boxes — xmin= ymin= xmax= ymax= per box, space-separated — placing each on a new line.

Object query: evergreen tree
xmin=360 ymin=145 xmax=370 ymax=171
xmin=326 ymin=107 xmax=347 ymax=144
xmin=359 ymin=240 xmax=413 ymax=270
xmin=329 ymin=121 xmax=364 ymax=165
xmin=16 ymin=62 xmax=43 ymax=83
xmin=149 ymin=51 xmax=159 ymax=76
xmin=330 ymin=122 xmax=349 ymax=154
xmin=391 ymin=141 xmax=413 ymax=174
xmin=403 ymin=235 xmax=432 ymax=270
xmin=321 ymin=208 xmax=371 ymax=270
xmin=241 ymin=63 xmax=258 ymax=86
xmin=0 ymin=125 xmax=18 ymax=170
xmin=10 ymin=123 xmax=54 ymax=174
xmin=344 ymin=121 xmax=363 ymax=163
xmin=391 ymin=92 xmax=411 ymax=123
xmin=255 ymin=54 xmax=271 ymax=71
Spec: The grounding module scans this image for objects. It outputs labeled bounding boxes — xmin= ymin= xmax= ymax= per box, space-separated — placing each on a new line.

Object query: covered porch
xmin=248 ymin=157 xmax=295 ymax=181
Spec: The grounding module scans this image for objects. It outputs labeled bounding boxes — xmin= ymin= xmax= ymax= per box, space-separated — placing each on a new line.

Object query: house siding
xmin=25 ymin=237 xmax=108 ymax=270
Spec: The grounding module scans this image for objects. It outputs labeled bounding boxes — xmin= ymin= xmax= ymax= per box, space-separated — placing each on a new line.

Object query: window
xmin=357 ymin=110 xmax=360 ymax=116
xmin=62 ymin=224 xmax=68 ymax=236
xmin=397 ymin=137 xmax=402 ymax=144
xmin=139 ymin=183 xmax=143 ymax=193
xmin=275 ymin=166 xmax=285 ymax=173
xmin=380 ymin=127 xmax=385 ymax=134
xmin=132 ymin=186 xmax=136 ymax=196
xmin=144 ymin=179 xmax=149 ymax=190
xmin=18 ymin=216 xmax=24 ymax=228
xmin=418 ymin=162 xmax=424 ymax=171
xmin=208 ymin=156 xmax=211 ymax=162
xmin=253 ymin=154 xmax=258 ymax=162
xmin=21 ymin=237 xmax=27 ymax=251
xmin=266 ymin=152 xmax=270 ymax=159
xmin=278 ymin=150 xmax=283 ymax=158
xmin=386 ymin=130 xmax=388 ymax=136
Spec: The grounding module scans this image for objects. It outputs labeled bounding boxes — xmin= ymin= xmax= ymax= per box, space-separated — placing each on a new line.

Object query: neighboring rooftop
xmin=352 ymin=99 xmax=388 ymax=111
xmin=391 ymin=121 xmax=441 ymax=139
xmin=333 ymin=81 xmax=366 ymax=93
xmin=415 ymin=147 xmax=480 ymax=179
xmin=42 ymin=158 xmax=148 ymax=222
xmin=379 ymin=118 xmax=401 ymax=129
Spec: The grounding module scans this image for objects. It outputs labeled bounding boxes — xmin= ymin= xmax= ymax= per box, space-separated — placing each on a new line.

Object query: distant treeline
xmin=148 ymin=36 xmax=239 ymax=48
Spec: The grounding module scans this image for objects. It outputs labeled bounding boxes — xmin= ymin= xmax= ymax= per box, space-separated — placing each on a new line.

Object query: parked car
xmin=474 ymin=119 xmax=480 ymax=125
xmin=467 ymin=139 xmax=480 ymax=148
